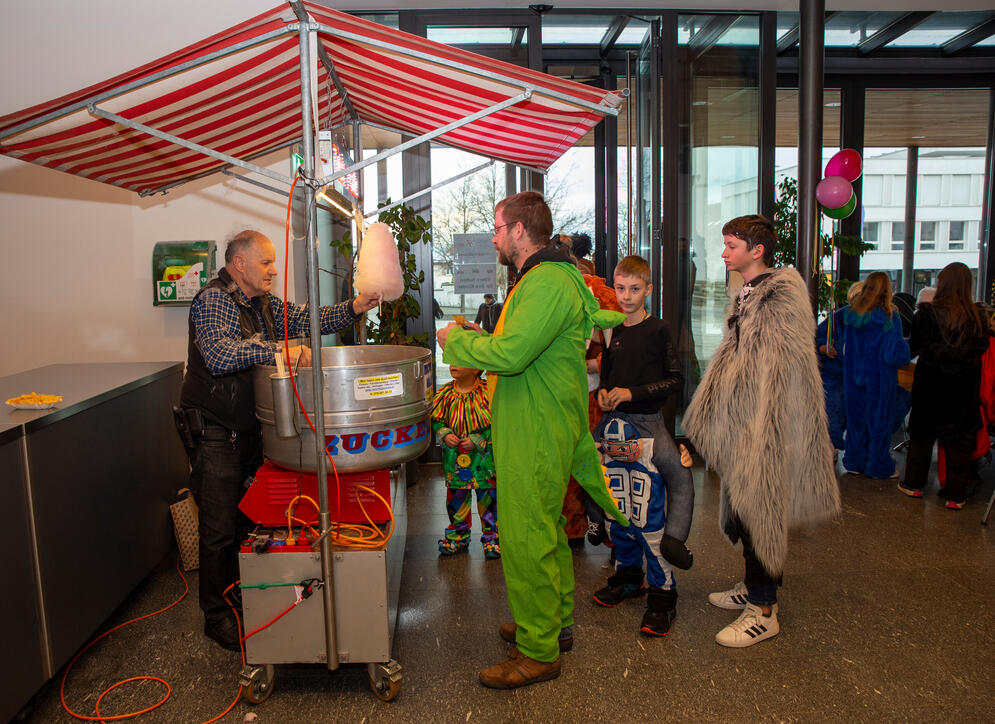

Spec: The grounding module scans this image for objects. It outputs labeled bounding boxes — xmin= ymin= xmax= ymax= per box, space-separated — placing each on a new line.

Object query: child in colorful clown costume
xmin=432 ymin=365 xmax=499 ymax=558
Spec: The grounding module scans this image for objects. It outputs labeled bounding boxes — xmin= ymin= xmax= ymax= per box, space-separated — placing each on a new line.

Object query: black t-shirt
xmin=599 ymin=315 xmax=682 ymax=414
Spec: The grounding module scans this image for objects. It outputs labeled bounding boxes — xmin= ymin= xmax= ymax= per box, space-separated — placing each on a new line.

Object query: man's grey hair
xmin=224 ymin=229 xmax=265 ymax=265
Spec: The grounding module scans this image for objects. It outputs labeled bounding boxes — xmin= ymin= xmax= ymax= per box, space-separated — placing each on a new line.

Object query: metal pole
xmin=902 ymin=146 xmax=918 ymax=294
xmin=0 ymin=26 xmax=296 ymax=142
xmin=316 ymin=92 xmax=531 ymax=186
xmin=353 ymin=119 xmax=364 ymax=202
xmin=649 ymin=25 xmax=662 ymax=319
xmin=364 ymin=160 xmax=494 ymax=219
xmin=759 ymin=11 xmax=777 ymax=222
xmin=838 ymin=80 xmax=864 ymax=284
xmin=981 ymin=88 xmax=995 ymax=304
xmin=626 ymin=50 xmax=634 ymax=256
xmin=86 ymin=106 xmax=294 ymax=187
xmin=296 ymin=18 xmax=339 ymax=672
xmin=797 ymin=0 xmax=825 ymax=312
xmin=313 ymin=22 xmax=620 ymax=116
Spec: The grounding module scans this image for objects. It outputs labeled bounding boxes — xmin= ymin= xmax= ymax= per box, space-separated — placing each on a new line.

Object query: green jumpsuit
xmin=444 ymin=260 xmax=627 ymax=662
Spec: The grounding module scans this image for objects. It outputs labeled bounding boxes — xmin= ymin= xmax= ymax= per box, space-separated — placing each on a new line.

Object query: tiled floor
xmin=21 ymin=456 xmax=995 ymax=723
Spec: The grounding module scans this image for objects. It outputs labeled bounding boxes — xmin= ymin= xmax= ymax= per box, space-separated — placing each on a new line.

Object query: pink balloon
xmin=815 ymin=176 xmax=853 ymax=209
xmin=825 ymin=149 xmax=862 ymax=182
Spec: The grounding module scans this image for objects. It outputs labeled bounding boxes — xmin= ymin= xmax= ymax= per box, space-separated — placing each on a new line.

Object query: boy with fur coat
xmin=683 ymin=215 xmax=840 ymax=648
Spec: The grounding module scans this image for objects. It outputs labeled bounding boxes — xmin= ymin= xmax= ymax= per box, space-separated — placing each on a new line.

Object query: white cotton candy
xmin=354 ymin=222 xmax=403 ymax=301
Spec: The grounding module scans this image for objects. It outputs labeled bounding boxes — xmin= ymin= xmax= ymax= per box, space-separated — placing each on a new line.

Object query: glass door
xmin=677 ymin=13 xmax=761 ymax=422
xmin=634 ymin=22 xmax=662 ymax=316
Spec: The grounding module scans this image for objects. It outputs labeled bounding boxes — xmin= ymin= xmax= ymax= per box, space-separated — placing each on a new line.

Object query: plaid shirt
xmin=191 ymin=285 xmax=359 ymax=375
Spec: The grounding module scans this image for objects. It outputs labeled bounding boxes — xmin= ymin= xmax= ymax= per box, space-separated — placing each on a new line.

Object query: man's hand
xmin=352 ymin=291 xmax=383 ymax=315
xmin=461 ymin=320 xmax=484 ymax=334
xmin=819 ymin=344 xmax=838 ymax=359
xmin=599 ymin=387 xmax=632 ymax=411
xmin=436 ymin=322 xmax=461 ymax=350
xmin=287 ymin=345 xmax=313 ymax=368
xmin=443 ymin=433 xmax=460 ymax=448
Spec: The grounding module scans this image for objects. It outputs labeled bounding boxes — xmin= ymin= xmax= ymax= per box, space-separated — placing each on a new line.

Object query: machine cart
xmin=236 ymin=345 xmax=432 ymax=702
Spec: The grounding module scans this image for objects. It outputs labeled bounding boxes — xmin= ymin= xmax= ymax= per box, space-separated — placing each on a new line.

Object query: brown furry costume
xmin=683 ymin=268 xmax=840 ymax=577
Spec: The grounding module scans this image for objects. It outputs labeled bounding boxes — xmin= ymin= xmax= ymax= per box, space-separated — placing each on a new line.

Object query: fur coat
xmin=683 ymin=268 xmax=840 ymax=577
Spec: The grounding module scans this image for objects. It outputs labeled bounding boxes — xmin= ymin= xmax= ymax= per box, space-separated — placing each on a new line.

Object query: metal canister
xmin=254 ymin=345 xmax=433 ymax=472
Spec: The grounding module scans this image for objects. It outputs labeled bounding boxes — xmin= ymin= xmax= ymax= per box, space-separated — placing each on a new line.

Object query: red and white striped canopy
xmin=0 ymin=2 xmax=623 ymax=196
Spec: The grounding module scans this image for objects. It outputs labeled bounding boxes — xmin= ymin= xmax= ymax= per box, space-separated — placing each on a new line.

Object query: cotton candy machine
xmin=253 ymin=344 xmax=433 ymax=473
xmin=238 ymin=344 xmax=431 ymax=702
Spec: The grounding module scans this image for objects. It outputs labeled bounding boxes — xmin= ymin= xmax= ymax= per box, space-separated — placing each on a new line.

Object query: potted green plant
xmin=330 ymin=201 xmax=432 ymax=347
xmin=330 ymin=201 xmax=435 ymax=478
xmin=772 ymin=176 xmax=875 ymax=313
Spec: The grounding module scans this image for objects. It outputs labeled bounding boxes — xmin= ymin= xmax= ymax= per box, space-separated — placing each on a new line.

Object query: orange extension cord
xmin=59 ymin=169 xmax=395 ymax=724
xmin=280 ymin=172 xmax=394 ymax=550
xmin=58 ymin=559 xmax=243 ymax=724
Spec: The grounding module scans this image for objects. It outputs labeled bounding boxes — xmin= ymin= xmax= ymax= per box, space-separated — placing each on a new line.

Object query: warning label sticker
xmin=354 ymin=373 xmax=403 ymax=400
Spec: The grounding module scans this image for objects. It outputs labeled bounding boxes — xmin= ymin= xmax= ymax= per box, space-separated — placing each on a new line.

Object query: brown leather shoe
xmin=479 ymin=650 xmax=561 ymax=689
xmin=498 ymin=623 xmax=573 ymax=652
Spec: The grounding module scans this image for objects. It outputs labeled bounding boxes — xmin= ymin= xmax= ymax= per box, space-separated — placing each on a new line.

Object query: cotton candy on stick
xmin=354 ymin=222 xmax=403 ymax=302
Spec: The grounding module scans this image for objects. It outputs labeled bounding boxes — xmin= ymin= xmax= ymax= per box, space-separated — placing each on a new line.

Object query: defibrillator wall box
xmin=152 ymin=240 xmax=217 ymax=306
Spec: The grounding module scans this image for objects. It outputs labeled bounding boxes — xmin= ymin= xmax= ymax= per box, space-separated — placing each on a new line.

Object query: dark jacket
xmin=909 ymin=303 xmax=989 ymax=437
xmin=475 ymin=301 xmax=502 ymax=333
xmin=180 ymin=269 xmax=277 ymax=431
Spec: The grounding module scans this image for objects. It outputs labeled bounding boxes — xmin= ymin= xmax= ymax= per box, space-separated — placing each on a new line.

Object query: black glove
xmin=659 ymin=534 xmax=693 ymax=570
xmin=586 ymin=519 xmax=608 ymax=546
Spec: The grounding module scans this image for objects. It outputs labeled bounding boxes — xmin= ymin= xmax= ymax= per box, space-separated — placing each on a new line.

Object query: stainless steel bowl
xmin=254 ymin=345 xmax=433 ymax=472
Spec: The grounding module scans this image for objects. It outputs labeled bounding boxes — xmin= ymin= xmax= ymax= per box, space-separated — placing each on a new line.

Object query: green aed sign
xmin=152 ymin=240 xmax=216 ymax=306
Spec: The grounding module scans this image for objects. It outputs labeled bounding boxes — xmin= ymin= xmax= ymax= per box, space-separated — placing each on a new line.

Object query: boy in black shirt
xmin=593 ymin=255 xmax=694 ymax=637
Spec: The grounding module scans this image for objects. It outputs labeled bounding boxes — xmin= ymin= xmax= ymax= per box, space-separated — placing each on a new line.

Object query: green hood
xmin=543 ymin=261 xmax=626 ymax=339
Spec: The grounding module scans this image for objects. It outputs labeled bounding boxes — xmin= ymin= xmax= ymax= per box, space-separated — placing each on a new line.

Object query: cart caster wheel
xmin=239 ymin=664 xmax=275 ymax=705
xmin=368 ymin=660 xmax=402 ymax=701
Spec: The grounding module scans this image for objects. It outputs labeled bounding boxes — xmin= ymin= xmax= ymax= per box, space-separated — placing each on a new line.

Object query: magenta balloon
xmin=815 ymin=176 xmax=853 ymax=209
xmin=825 ymin=149 xmax=862 ymax=182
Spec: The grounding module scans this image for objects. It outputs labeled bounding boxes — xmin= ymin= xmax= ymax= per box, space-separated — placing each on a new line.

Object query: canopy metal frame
xmin=0 ymin=0 xmax=623 ymax=674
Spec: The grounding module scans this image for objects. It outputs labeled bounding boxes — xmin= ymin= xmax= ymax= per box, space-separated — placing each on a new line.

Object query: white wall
xmin=0 ymin=0 xmax=295 ymax=377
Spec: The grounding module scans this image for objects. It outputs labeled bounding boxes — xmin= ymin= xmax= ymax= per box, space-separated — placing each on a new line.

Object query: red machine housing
xmin=239 ymin=460 xmax=392 ymax=526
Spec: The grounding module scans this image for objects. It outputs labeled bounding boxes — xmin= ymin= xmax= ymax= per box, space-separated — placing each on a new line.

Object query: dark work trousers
xmin=189 ymin=422 xmax=262 ymax=625
xmin=731 ymin=515 xmax=782 ymax=606
xmin=902 ymin=426 xmax=975 ymax=504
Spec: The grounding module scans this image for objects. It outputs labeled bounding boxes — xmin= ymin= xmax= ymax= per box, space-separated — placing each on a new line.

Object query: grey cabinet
xmin=0 ymin=363 xmax=187 ymax=721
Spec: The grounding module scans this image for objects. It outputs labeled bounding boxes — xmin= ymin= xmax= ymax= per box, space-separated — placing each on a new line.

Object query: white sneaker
xmin=715 ymin=603 xmax=780 ymax=648
xmin=708 ymin=581 xmax=750 ymax=610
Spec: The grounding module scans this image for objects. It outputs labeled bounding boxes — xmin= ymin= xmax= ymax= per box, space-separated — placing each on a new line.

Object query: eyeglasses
xmin=492 ymin=221 xmax=517 ymax=235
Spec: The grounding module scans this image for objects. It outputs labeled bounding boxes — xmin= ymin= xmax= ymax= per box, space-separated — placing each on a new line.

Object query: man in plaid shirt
xmin=180 ymin=229 xmax=381 ymax=650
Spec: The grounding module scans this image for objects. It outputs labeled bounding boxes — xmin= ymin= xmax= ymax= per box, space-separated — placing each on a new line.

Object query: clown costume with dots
xmin=431 ymin=366 xmax=499 ymax=558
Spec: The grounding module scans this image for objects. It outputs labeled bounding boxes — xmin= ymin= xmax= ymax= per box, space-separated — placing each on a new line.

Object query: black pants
xmin=902 ymin=426 xmax=975 ymax=504
xmin=731 ymin=516 xmax=782 ymax=606
xmin=189 ymin=422 xmax=261 ymax=624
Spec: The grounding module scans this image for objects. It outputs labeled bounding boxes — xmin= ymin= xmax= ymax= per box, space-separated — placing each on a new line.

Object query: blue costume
xmin=600 ymin=415 xmax=675 ymax=592
xmin=840 ymin=307 xmax=911 ymax=478
xmin=816 ymin=308 xmax=847 ymax=450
